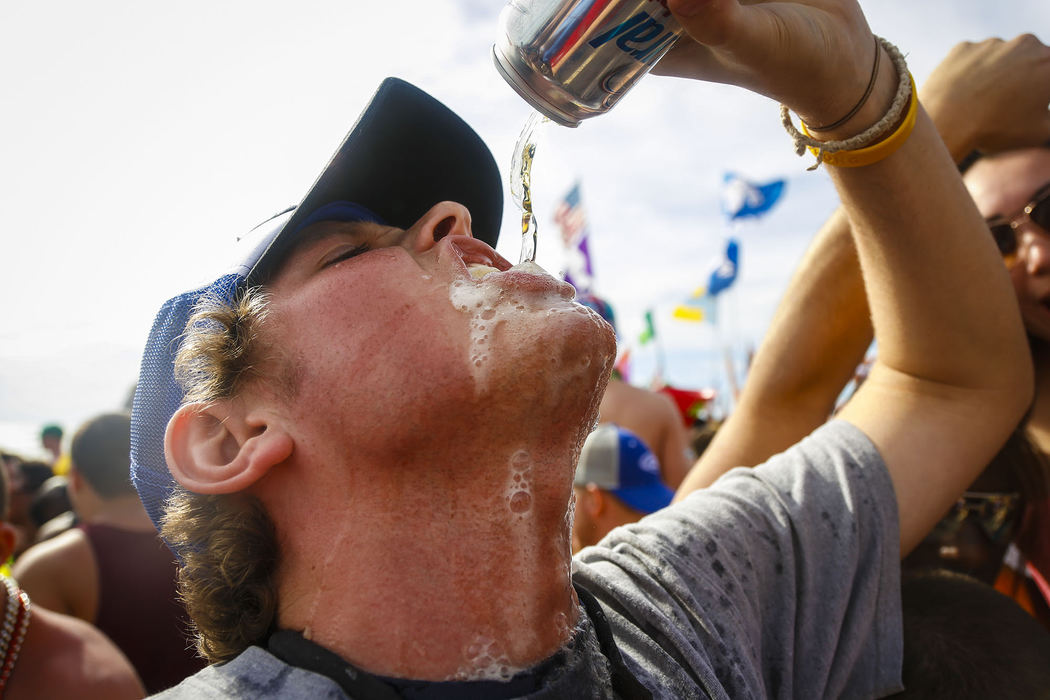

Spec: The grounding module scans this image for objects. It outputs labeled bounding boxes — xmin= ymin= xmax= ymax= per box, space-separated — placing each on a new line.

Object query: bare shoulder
xmin=10 ymin=528 xmax=94 ymax=615
xmin=10 ymin=605 xmax=145 ymax=699
xmin=12 ymin=527 xmax=91 ymax=576
xmin=602 ymin=380 xmax=680 ymax=425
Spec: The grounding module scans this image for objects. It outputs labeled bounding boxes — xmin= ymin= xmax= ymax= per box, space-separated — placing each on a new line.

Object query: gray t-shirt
xmin=575 ymin=419 xmax=903 ymax=699
xmin=153 ymin=420 xmax=903 ymax=699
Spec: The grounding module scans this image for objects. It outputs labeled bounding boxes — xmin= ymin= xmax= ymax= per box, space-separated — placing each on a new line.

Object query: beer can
xmin=493 ymin=0 xmax=684 ymax=127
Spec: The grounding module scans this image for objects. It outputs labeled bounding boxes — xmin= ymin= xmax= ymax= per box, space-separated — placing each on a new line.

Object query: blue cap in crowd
xmin=574 ymin=424 xmax=674 ymax=514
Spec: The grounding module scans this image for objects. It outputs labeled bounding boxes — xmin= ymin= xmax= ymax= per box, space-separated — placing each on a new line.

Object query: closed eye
xmin=323 ymin=244 xmax=370 ymax=267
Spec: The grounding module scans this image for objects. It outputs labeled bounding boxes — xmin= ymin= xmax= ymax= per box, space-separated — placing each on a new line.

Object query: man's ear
xmin=69 ymin=466 xmax=84 ymax=494
xmin=582 ymin=483 xmax=607 ymax=517
xmin=164 ymin=400 xmax=293 ymax=494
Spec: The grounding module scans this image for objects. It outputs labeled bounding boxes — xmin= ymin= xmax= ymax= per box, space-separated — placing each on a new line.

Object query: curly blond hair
xmin=162 ymin=286 xmax=283 ymax=663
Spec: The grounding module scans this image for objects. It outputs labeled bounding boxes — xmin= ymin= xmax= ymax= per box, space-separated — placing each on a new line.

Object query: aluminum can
xmin=493 ymin=0 xmax=684 ymax=127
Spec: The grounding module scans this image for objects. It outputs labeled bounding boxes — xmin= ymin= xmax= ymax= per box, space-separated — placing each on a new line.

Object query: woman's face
xmin=965 ymin=149 xmax=1050 ymax=343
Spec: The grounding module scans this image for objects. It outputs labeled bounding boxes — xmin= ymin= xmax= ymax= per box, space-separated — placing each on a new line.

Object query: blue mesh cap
xmin=574 ymin=424 xmax=674 ymax=515
xmin=130 ymin=78 xmax=504 ymax=537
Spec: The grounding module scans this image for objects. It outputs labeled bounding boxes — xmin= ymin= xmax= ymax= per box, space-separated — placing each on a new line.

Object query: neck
xmin=264 ymin=431 xmax=587 ymax=682
xmin=81 ymin=494 xmax=156 ymax=531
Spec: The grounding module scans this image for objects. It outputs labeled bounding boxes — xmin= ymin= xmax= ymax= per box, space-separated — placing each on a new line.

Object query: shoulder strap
xmin=268 ymin=630 xmax=403 ymax=700
xmin=572 ymin=582 xmax=654 ymax=700
xmin=269 ymin=589 xmax=658 ymax=700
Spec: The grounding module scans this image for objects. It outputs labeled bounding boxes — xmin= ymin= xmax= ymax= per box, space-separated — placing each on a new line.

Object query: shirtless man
xmin=0 ymin=453 xmax=144 ymax=698
xmin=578 ymin=295 xmax=695 ymax=488
xmin=14 ymin=413 xmax=203 ymax=692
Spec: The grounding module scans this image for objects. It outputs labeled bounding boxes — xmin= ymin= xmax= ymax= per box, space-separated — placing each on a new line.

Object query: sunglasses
xmin=987 ymin=182 xmax=1050 ymax=258
xmin=931 ymin=490 xmax=1022 ymax=545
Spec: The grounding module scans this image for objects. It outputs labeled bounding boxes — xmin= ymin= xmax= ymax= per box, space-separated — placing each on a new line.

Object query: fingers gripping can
xmin=493 ymin=0 xmax=684 ymax=127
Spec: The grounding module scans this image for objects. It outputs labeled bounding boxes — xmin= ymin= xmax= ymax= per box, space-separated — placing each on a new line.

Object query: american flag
xmin=554 ymin=183 xmax=594 ymax=294
xmin=554 ymin=183 xmax=588 ymax=247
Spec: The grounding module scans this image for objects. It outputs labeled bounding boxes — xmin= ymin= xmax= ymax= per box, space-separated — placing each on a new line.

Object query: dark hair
xmin=71 ymin=413 xmax=134 ymax=498
xmin=29 ymin=476 xmax=72 ymax=527
xmin=890 ymin=570 xmax=1050 ymax=698
xmin=16 ymin=460 xmax=54 ymax=494
xmin=999 ymin=426 xmax=1050 ymax=564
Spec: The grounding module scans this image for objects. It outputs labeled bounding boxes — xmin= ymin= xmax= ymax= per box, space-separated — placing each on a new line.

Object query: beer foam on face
xmin=449 ymin=261 xmax=591 ymax=392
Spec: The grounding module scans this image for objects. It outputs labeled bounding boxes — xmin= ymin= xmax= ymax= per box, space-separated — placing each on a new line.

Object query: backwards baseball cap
xmin=574 ymin=424 xmax=674 ymax=515
xmin=130 ymin=78 xmax=504 ymax=536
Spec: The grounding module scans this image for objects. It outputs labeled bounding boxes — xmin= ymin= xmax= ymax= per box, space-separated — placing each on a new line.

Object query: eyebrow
xmin=266 ymin=221 xmax=373 ymax=283
xmin=291 ymin=220 xmax=370 ymax=251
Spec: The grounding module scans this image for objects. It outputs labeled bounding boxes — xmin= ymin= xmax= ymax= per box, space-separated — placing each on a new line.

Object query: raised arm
xmin=680 ymin=35 xmax=1050 ymax=501
xmin=677 ymin=207 xmax=869 ymax=493
xmin=659 ymin=1 xmax=1037 ymax=554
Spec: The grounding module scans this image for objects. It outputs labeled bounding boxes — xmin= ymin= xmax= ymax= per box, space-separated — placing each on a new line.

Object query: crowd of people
xmin=3 ymin=0 xmax=1050 ymax=696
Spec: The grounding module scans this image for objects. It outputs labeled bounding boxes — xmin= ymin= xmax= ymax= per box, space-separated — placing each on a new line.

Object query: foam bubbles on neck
xmin=506 ymin=449 xmax=533 ymax=516
xmin=452 ymin=635 xmax=524 ymax=682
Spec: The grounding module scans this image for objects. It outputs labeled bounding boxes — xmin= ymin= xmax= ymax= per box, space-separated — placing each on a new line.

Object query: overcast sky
xmin=2 ymin=0 xmax=1048 ymax=453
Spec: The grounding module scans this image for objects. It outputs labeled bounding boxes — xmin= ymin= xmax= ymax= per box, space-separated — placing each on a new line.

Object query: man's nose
xmin=1020 ymin=225 xmax=1050 ymax=276
xmin=409 ymin=202 xmax=473 ymax=252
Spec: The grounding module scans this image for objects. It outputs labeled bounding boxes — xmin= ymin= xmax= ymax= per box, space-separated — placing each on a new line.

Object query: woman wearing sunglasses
xmin=684 ymin=33 xmax=1050 ymax=629
xmin=957 ymin=140 xmax=1050 ymax=627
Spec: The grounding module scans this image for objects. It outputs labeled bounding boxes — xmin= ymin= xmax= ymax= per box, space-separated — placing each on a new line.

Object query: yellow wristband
xmin=802 ymin=74 xmax=918 ymax=168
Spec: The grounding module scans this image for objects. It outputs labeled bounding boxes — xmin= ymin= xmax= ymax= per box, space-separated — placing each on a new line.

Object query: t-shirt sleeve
xmin=572 ymin=420 xmax=904 ymax=700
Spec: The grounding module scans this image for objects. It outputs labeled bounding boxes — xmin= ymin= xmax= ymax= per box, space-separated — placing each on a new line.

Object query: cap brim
xmin=246 ymin=77 xmax=503 ymax=285
xmin=613 ymin=483 xmax=675 ymax=515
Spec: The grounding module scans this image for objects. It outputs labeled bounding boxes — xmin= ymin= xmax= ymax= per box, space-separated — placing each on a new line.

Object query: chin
xmin=1025 ymin=321 xmax=1050 ymax=347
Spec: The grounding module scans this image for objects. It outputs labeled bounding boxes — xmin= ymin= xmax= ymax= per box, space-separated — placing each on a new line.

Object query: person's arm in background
xmin=678 ymin=35 xmax=1050 ymax=498
xmin=676 ymin=205 xmax=870 ymax=493
xmin=922 ymin=36 xmax=1050 ymax=164
xmin=661 ymin=4 xmax=1039 ymax=554
xmin=653 ymin=393 xmax=695 ymax=490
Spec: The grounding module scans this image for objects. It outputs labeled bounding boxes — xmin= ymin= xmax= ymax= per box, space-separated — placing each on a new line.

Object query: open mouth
xmin=468 ymin=263 xmax=501 ymax=280
xmin=448 ymin=236 xmax=511 ymax=280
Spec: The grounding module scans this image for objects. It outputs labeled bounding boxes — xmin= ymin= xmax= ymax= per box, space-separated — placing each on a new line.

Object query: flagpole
xmin=654 ymin=311 xmax=666 ymax=386
xmin=712 ymin=295 xmax=724 ymax=418
xmin=726 ymin=221 xmax=743 ymax=415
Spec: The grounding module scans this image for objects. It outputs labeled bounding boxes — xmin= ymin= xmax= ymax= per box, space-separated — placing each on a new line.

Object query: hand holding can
xmin=493 ymin=0 xmax=685 ymax=126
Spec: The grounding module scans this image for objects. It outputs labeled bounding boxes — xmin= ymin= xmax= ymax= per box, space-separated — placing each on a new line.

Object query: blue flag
xmin=721 ymin=172 xmax=786 ymax=221
xmin=706 ymin=238 xmax=740 ymax=297
xmin=673 ymin=239 xmax=739 ymax=323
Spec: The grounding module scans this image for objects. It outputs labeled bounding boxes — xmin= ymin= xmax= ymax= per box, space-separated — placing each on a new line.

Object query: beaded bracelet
xmin=781 ymin=36 xmax=914 ymax=170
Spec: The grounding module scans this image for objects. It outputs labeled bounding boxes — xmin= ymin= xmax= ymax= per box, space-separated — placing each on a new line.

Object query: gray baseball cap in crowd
xmin=130 ymin=78 xmax=504 ymax=538
xmin=575 ymin=424 xmax=674 ymax=514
